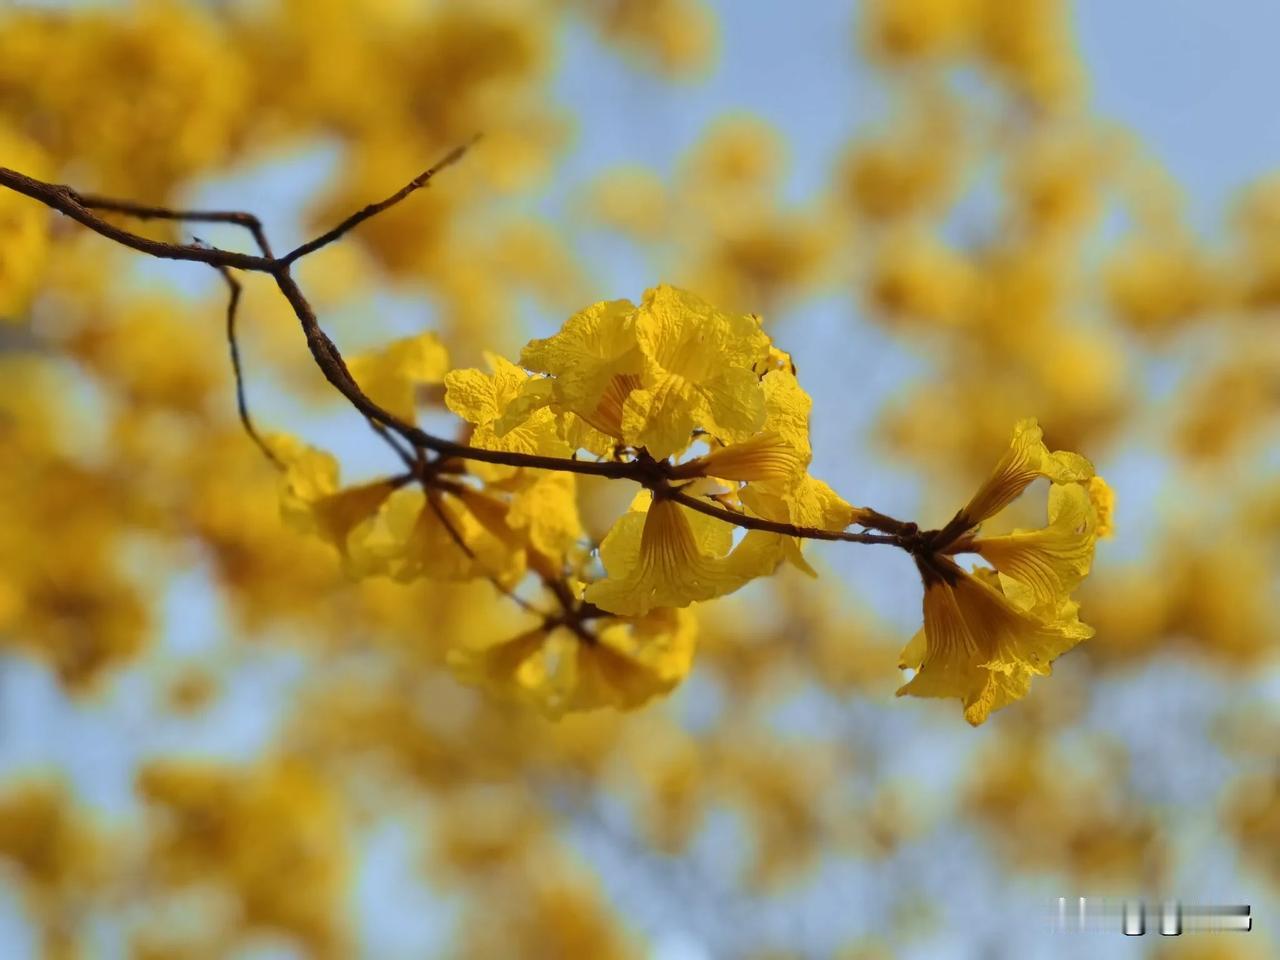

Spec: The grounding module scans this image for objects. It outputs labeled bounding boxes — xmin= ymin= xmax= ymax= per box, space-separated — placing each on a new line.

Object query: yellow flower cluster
xmin=862 ymin=0 xmax=1081 ymax=108
xmin=0 ymin=2 xmax=249 ymax=200
xmin=0 ymin=781 xmax=103 ymax=957
xmin=137 ymin=757 xmax=349 ymax=957
xmin=897 ymin=419 xmax=1113 ymax=725
xmin=259 ymin=272 xmax=1121 ymax=732
xmin=502 ymin=284 xmax=864 ymax=587
xmin=270 ymin=337 xmax=571 ymax=591
xmin=0 ymin=359 xmax=151 ymax=689
xmin=967 ymin=732 xmax=1164 ymax=886
xmin=573 ymin=0 xmax=717 ymax=77
xmin=270 ymin=285 xmax=871 ymax=717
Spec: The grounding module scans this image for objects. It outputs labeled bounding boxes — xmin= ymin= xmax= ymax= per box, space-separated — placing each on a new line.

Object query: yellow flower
xmin=519 ymin=297 xmax=644 ymax=443
xmin=681 ymin=363 xmax=812 ymax=491
xmin=347 ymin=330 xmax=449 ymax=424
xmin=974 ymin=0 xmax=1081 ymax=108
xmin=585 ymin=167 xmax=670 ymax=241
xmin=1174 ymin=346 xmax=1280 ymax=461
xmin=347 ymin=486 xmax=525 ymax=585
xmin=692 ymin=431 xmax=804 ymax=486
xmin=1105 ymin=236 xmax=1215 ymax=337
xmin=899 ymin=418 xmax=1109 ymax=724
xmin=971 ymin=481 xmax=1099 ymax=609
xmin=681 ymin=116 xmax=784 ymax=206
xmin=588 ymin=0 xmax=717 ymax=77
xmin=517 ymin=285 xmax=773 ymax=460
xmin=950 ymin=417 xmax=1093 ymax=536
xmin=897 ymin=558 xmax=1093 ymax=725
xmin=270 ymin=433 xmax=398 ymax=564
xmin=0 ymin=126 xmax=51 ymax=320
xmin=584 ymin=493 xmax=779 ymax=617
xmin=672 ymin=360 xmax=867 ymax=575
xmin=271 ymin=422 xmax=579 ymax=590
xmin=1006 ymin=129 xmax=1107 ymax=236
xmin=1227 ymin=773 xmax=1280 ymax=892
xmin=449 ymin=606 xmax=697 ymax=716
xmin=623 ymin=284 xmax=772 ymax=458
xmin=444 ymin=351 xmax=573 ymax=480
xmin=865 ymin=227 xmax=974 ymax=327
xmin=840 ymin=125 xmax=959 ymax=222
xmin=0 ymin=780 xmax=100 ymax=896
xmin=861 ymin=0 xmax=975 ymax=63
xmin=740 ymin=477 xmax=866 ymax=576
xmin=502 ymin=471 xmax=584 ymax=565
xmin=137 ymin=757 xmax=346 ymax=955
xmin=690 ymin=206 xmax=835 ymax=312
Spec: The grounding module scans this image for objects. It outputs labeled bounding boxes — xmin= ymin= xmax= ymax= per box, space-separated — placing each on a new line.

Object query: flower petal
xmin=973 ymin=482 xmax=1098 ymax=609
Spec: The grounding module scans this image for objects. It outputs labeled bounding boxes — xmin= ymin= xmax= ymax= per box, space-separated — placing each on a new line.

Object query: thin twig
xmin=279 ymin=135 xmax=480 ymax=266
xmin=73 ymin=192 xmax=275 ymax=258
xmin=63 ymin=187 xmax=285 ymax=471
xmin=212 ymin=264 xmax=283 ymax=470
xmin=79 ymin=199 xmax=419 ymax=475
xmin=0 ymin=156 xmax=657 ymax=483
xmin=424 ymin=489 xmax=543 ymax=615
xmin=664 ymin=488 xmax=904 ymax=545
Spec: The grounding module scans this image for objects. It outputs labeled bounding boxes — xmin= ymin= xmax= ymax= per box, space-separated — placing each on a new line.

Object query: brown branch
xmin=212 ymin=265 xmax=283 ymax=470
xmin=72 ymin=192 xmax=275 ymax=258
xmin=140 ymin=200 xmax=284 ymax=473
xmin=0 ymin=146 xmax=922 ymax=554
xmin=80 ymin=198 xmax=423 ymax=475
xmin=664 ymin=488 xmax=905 ymax=546
xmin=0 ymin=167 xmax=274 ymax=271
xmin=856 ymin=508 xmax=918 ymax=538
xmin=0 ymin=159 xmax=721 ymax=479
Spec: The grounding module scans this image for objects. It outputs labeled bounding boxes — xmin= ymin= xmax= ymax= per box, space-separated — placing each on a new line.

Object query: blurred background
xmin=0 ymin=0 xmax=1277 ymax=957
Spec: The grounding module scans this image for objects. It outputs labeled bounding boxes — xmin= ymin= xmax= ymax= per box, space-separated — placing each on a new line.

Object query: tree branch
xmin=212 ymin=265 xmax=283 ymax=470
xmin=664 ymin=488 xmax=905 ymax=546
xmin=0 ymin=145 xmax=921 ymax=553
xmin=73 ymin=192 xmax=275 ymax=258
xmin=89 ymin=200 xmax=424 ymax=474
xmin=0 ymin=167 xmax=274 ymax=271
